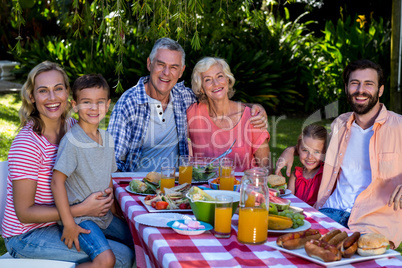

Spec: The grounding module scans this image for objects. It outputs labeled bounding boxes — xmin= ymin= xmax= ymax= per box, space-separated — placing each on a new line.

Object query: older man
xmin=108 ymin=38 xmax=267 ymax=172
xmin=275 ymin=59 xmax=402 ymax=247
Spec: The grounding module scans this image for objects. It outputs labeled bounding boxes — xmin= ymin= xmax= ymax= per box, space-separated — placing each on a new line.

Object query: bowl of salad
xmin=191 ymin=157 xmax=219 ymax=183
xmin=186 ymin=186 xmax=240 ymax=225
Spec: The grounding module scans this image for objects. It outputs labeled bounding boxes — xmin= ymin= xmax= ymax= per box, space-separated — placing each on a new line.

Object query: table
xmin=113 ymin=174 xmax=402 ymax=268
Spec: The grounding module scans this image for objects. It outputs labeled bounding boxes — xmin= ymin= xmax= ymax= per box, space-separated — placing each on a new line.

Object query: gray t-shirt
xmin=135 ymin=93 xmax=179 ymax=172
xmin=54 ymin=124 xmax=117 ymax=229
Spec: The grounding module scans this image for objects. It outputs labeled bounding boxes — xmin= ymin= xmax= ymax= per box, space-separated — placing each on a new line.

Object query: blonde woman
xmin=187 ymin=57 xmax=270 ymax=171
xmin=2 ymin=61 xmax=134 ymax=267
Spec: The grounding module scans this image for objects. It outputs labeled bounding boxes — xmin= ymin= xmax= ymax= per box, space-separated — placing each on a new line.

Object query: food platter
xmin=134 ymin=213 xmax=195 ymax=228
xmin=268 ymin=220 xmax=311 ymax=233
xmin=138 ymin=196 xmax=192 ymax=213
xmin=266 ymin=241 xmax=400 ymax=267
xmin=125 ymin=186 xmax=151 ymax=196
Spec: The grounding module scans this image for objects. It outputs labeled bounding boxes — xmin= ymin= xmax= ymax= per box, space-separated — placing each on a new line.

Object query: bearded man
xmin=276 ymin=59 xmax=402 ymax=248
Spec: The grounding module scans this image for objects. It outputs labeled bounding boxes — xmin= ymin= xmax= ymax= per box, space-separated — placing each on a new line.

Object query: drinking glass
xmin=160 ymin=167 xmax=175 ymax=193
xmin=179 ymin=155 xmax=193 ymax=185
xmin=219 ymin=158 xmax=235 ymax=191
xmin=214 ymin=195 xmax=233 ymax=238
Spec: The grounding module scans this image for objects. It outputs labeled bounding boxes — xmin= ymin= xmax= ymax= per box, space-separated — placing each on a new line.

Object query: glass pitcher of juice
xmin=237 ymin=167 xmax=269 ymax=244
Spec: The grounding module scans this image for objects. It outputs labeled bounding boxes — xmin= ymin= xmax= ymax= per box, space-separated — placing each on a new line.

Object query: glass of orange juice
xmin=219 ymin=158 xmax=235 ymax=191
xmin=179 ymin=155 xmax=193 ymax=185
xmin=160 ymin=167 xmax=175 ymax=193
xmin=214 ymin=195 xmax=233 ymax=238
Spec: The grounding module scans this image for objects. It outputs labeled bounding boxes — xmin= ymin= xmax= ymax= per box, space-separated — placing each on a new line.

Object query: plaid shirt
xmin=108 ymin=76 xmax=197 ymax=172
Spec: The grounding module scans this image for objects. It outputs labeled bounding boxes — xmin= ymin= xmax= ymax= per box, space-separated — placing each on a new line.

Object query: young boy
xmin=51 ymin=74 xmax=133 ymax=268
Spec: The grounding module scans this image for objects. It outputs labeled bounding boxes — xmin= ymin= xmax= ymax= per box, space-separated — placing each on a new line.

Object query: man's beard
xmin=346 ymin=89 xmax=380 ymax=115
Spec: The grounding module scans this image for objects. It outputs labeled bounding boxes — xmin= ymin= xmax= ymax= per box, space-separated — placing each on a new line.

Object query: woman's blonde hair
xmin=191 ymin=57 xmax=235 ymax=102
xmin=19 ymin=61 xmax=70 ymax=135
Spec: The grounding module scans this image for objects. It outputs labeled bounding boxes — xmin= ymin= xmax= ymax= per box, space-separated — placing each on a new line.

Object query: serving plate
xmin=167 ymin=220 xmax=213 ymax=235
xmin=138 ymin=196 xmax=192 ymax=213
xmin=134 ymin=213 xmax=195 ymax=228
xmin=268 ymin=220 xmax=311 ymax=233
xmin=266 ymin=241 xmax=400 ymax=267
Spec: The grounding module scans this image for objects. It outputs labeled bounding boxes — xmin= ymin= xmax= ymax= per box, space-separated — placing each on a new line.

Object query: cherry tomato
xmin=155 ymin=201 xmax=169 ymax=210
xmin=151 ymin=201 xmax=157 ymax=208
xmin=145 ymin=195 xmax=156 ymax=201
xmin=179 ymin=203 xmax=191 ymax=209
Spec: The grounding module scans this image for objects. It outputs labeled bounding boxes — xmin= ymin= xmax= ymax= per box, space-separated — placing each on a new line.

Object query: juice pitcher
xmin=237 ymin=167 xmax=269 ymax=244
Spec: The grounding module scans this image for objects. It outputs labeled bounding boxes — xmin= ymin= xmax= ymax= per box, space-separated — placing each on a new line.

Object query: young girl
xmin=288 ymin=124 xmax=327 ymax=207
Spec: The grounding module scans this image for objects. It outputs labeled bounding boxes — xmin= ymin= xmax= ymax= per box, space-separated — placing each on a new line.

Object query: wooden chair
xmin=0 ymin=160 xmax=76 ymax=267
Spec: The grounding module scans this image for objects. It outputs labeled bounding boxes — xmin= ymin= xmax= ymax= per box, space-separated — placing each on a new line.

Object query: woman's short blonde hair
xmin=191 ymin=57 xmax=235 ymax=102
xmin=19 ymin=61 xmax=70 ymax=134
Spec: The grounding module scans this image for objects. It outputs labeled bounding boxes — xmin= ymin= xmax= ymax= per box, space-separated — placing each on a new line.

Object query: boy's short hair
xmin=72 ymin=74 xmax=110 ymax=101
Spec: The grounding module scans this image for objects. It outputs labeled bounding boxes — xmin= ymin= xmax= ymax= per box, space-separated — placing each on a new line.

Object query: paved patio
xmin=0 ymin=80 xmax=22 ymax=92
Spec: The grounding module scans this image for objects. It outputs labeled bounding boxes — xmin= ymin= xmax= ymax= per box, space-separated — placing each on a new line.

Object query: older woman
xmin=187 ymin=57 xmax=270 ymax=171
xmin=1 ymin=61 xmax=134 ymax=267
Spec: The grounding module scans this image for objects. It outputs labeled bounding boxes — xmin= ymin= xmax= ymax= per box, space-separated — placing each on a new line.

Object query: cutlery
xmin=207 ymin=139 xmax=237 ymax=166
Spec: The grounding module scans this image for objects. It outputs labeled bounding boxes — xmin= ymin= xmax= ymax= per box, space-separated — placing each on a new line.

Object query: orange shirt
xmin=315 ymin=104 xmax=402 ymax=245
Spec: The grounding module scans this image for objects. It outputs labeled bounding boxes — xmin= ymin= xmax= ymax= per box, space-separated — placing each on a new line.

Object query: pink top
xmin=293 ymin=162 xmax=323 ymax=206
xmin=187 ymin=103 xmax=269 ymax=171
xmin=2 ymin=118 xmax=76 ymax=238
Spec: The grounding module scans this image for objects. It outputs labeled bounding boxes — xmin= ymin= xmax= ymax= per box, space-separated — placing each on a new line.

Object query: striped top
xmin=1 ymin=118 xmax=76 ymax=238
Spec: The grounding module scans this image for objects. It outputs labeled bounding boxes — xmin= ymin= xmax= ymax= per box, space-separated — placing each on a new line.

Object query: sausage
xmin=276 ymin=229 xmax=322 ymax=250
xmin=305 ymin=239 xmax=342 ymax=262
xmin=328 ymin=231 xmax=348 ymax=248
xmin=320 ymin=229 xmax=341 ymax=243
xmin=341 ymin=232 xmax=360 ymax=258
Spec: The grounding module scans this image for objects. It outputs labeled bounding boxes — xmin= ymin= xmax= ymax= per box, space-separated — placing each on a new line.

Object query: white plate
xmin=112 ymin=172 xmax=148 ymax=178
xmin=138 ymin=196 xmax=192 ymax=213
xmin=134 ymin=213 xmax=195 ymax=228
xmin=167 ymin=220 xmax=213 ymax=235
xmin=280 ymin=189 xmax=292 ymax=196
xmin=125 ymin=186 xmax=155 ymax=196
xmin=266 ymin=241 xmax=400 ymax=267
xmin=269 ymin=220 xmax=311 ymax=233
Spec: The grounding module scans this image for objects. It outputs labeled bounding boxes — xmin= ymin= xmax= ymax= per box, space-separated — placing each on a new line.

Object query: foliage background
xmin=0 ymin=0 xmax=392 ymax=116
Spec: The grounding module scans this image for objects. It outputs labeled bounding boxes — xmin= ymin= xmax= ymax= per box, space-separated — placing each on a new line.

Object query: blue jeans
xmin=78 ymin=216 xmax=134 ymax=260
xmin=319 ymin=208 xmax=351 ymax=228
xmin=4 ymin=217 xmax=134 ymax=268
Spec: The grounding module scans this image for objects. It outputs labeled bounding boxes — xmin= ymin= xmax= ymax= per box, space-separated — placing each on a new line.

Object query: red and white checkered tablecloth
xmin=113 ymin=176 xmax=402 ymax=268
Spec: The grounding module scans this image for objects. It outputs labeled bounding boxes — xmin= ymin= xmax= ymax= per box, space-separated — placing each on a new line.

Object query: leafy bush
xmin=313 ymin=15 xmax=391 ymax=113
xmin=11 ymin=36 xmax=150 ymax=96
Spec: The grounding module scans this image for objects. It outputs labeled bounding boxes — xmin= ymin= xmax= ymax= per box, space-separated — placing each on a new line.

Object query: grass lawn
xmin=1 ymin=91 xmax=401 ymax=256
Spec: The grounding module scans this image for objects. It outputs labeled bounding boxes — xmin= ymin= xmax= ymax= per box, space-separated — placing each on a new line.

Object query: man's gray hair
xmin=149 ymin=37 xmax=186 ymax=66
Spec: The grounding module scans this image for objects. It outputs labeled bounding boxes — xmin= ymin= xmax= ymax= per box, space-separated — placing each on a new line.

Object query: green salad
xmin=192 ymin=165 xmax=218 ymax=182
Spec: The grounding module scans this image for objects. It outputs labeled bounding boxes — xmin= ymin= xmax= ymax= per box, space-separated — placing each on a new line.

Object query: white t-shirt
xmin=322 ymin=121 xmax=373 ymax=212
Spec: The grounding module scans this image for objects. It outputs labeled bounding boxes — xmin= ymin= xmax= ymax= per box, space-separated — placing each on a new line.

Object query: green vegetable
xmin=187 ymin=186 xmax=215 ymax=201
xmin=129 ymin=180 xmax=156 ymax=194
xmin=192 ymin=165 xmax=217 ymax=181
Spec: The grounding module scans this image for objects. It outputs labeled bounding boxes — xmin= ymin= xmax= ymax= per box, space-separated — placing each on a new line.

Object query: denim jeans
xmin=4 ymin=217 xmax=134 ymax=268
xmin=78 ymin=216 xmax=134 ymax=260
xmin=319 ymin=208 xmax=351 ymax=228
